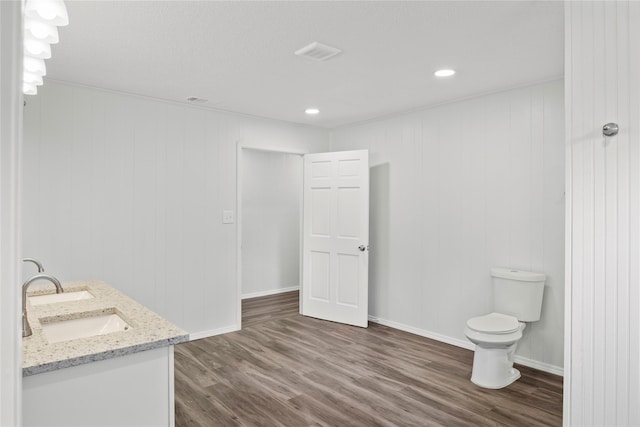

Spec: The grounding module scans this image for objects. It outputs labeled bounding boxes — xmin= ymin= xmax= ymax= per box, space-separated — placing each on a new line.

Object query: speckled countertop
xmin=23 ymin=280 xmax=188 ymax=377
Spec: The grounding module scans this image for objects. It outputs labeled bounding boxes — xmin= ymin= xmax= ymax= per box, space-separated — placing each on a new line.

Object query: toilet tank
xmin=491 ymin=268 xmax=546 ymax=322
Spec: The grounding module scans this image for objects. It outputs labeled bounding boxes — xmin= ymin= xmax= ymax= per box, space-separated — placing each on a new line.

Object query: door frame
xmin=235 ymin=142 xmax=307 ymax=329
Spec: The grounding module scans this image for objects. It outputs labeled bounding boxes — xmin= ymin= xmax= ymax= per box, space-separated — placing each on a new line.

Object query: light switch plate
xmin=222 ymin=210 xmax=234 ymax=224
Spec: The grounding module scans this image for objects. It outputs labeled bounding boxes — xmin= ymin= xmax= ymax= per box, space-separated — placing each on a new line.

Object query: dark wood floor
xmin=175 ymin=291 xmax=563 ymax=426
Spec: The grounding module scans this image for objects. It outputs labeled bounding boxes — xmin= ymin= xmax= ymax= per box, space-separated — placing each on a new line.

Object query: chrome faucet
xmin=22 ymin=274 xmax=64 ymax=337
xmin=23 ymin=258 xmax=45 ymax=273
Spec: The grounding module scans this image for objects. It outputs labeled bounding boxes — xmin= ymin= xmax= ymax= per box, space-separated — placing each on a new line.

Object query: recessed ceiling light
xmin=305 ymin=108 xmax=320 ymax=115
xmin=434 ymin=69 xmax=456 ymax=77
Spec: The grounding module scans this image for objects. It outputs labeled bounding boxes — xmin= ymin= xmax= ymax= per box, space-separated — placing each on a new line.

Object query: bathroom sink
xmin=41 ymin=312 xmax=131 ymax=344
xmin=29 ymin=290 xmax=94 ymax=306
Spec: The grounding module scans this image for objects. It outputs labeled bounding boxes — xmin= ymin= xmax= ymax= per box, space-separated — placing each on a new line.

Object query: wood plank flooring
xmin=175 ymin=291 xmax=563 ymax=426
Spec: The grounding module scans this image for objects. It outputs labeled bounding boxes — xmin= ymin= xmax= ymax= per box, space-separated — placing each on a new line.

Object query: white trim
xmin=368 ymin=315 xmax=564 ymax=377
xmin=188 ymin=325 xmax=240 ymax=341
xmin=297 ymin=157 xmax=304 ymax=316
xmin=236 ymin=143 xmax=243 ymax=331
xmin=242 ymin=285 xmax=299 ymax=300
xmin=331 ymin=76 xmax=564 ymax=130
xmin=168 ymin=346 xmax=175 ymax=427
xmin=0 ymin=2 xmax=23 ymax=425
xmin=562 ymin=2 xmax=572 ymax=423
xmin=46 ymin=79 xmax=327 ymax=130
xmin=513 ymin=355 xmax=564 ymax=377
xmin=368 ymin=315 xmax=475 ymax=351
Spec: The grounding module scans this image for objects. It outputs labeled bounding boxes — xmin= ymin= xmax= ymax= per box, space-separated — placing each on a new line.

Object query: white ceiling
xmin=48 ymin=1 xmax=564 ymax=128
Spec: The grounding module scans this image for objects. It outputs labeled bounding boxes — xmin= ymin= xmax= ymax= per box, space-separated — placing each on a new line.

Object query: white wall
xmin=331 ymin=80 xmax=565 ymax=373
xmin=565 ymin=2 xmax=640 ymax=425
xmin=0 ymin=2 xmax=23 ymax=425
xmin=241 ymin=149 xmax=301 ymax=298
xmin=22 ymin=81 xmax=330 ymax=336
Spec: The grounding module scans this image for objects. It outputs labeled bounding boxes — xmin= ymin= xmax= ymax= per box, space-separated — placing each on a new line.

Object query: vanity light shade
xmin=22 ymin=0 xmax=68 ymax=95
xmin=25 ymin=18 xmax=59 ymax=44
xmin=24 ymin=71 xmax=44 ymax=86
xmin=24 ymin=36 xmax=51 ymax=59
xmin=23 ymin=82 xmax=38 ymax=96
xmin=24 ymin=56 xmax=47 ymax=76
xmin=25 ymin=0 xmax=69 ymax=27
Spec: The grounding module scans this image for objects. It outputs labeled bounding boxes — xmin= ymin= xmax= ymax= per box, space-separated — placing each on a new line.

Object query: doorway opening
xmin=237 ymin=147 xmax=304 ymax=328
xmin=237 ymin=147 xmax=371 ymax=330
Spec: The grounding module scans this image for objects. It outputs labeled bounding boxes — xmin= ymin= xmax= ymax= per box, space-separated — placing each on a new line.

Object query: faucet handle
xmin=23 ymin=258 xmax=45 ymax=273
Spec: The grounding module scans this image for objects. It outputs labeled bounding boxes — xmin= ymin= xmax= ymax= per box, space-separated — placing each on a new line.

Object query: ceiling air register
xmin=294 ymin=42 xmax=342 ymax=62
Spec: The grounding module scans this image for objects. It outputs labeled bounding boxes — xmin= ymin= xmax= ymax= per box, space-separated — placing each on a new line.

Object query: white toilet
xmin=464 ymin=268 xmax=546 ymax=389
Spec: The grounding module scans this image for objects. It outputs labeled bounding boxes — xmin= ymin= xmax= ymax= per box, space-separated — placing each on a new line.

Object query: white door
xmin=301 ymin=150 xmax=369 ymax=327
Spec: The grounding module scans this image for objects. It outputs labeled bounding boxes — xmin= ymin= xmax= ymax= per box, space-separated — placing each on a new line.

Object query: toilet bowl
xmin=464 ymin=312 xmax=525 ymax=389
xmin=464 ymin=268 xmax=545 ymax=389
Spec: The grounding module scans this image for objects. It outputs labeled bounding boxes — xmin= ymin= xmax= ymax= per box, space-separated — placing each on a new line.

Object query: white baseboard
xmin=189 ymin=324 xmax=239 ymax=341
xmin=188 ymin=315 xmax=563 ymax=376
xmin=368 ymin=315 xmax=475 ymax=351
xmin=367 ymin=315 xmax=563 ymax=377
xmin=513 ymin=355 xmax=564 ymax=376
xmin=242 ymin=285 xmax=299 ymax=300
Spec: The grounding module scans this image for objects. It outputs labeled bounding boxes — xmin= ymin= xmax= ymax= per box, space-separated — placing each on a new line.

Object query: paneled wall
xmin=565 ymin=2 xmax=640 ymax=425
xmin=331 ymin=80 xmax=565 ymax=372
xmin=241 ymin=149 xmax=301 ymax=298
xmin=22 ymin=81 xmax=329 ymax=337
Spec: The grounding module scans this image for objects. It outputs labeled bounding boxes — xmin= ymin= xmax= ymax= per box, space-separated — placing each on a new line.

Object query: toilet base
xmin=470 ymin=343 xmax=521 ymax=389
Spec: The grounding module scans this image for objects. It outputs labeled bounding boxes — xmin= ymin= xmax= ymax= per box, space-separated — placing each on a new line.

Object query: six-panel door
xmin=302 ymin=150 xmax=369 ymax=327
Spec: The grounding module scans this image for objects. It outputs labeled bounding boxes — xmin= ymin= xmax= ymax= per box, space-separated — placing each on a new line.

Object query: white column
xmin=0 ymin=0 xmax=23 ymax=425
xmin=565 ymin=1 xmax=640 ymax=425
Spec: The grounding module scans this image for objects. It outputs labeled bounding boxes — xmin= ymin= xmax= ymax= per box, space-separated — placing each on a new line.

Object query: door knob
xmin=358 ymin=245 xmax=366 ymax=252
xmin=603 ymin=122 xmax=619 ymax=137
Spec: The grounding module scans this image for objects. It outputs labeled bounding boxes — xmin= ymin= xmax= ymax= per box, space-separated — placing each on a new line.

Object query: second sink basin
xmin=41 ymin=312 xmax=131 ymax=344
xmin=29 ymin=290 xmax=94 ymax=306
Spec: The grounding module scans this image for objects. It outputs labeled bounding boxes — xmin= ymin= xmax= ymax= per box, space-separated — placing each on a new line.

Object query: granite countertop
xmin=22 ymin=280 xmax=188 ymax=377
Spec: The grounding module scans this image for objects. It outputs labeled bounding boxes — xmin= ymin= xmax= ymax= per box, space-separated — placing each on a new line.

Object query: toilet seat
xmin=466 ymin=312 xmax=520 ymax=334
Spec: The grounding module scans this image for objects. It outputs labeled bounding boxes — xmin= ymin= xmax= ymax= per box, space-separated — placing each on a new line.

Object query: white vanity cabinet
xmin=22 ymin=280 xmax=188 ymax=427
xmin=24 ymin=346 xmax=175 ymax=426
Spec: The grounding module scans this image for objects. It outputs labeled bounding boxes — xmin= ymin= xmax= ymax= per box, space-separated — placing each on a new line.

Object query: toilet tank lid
xmin=491 ymin=268 xmax=545 ymax=282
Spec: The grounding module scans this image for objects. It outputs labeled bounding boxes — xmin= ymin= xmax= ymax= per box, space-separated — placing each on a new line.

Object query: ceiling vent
xmin=294 ymin=42 xmax=342 ymax=62
xmin=186 ymin=96 xmax=208 ymax=103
